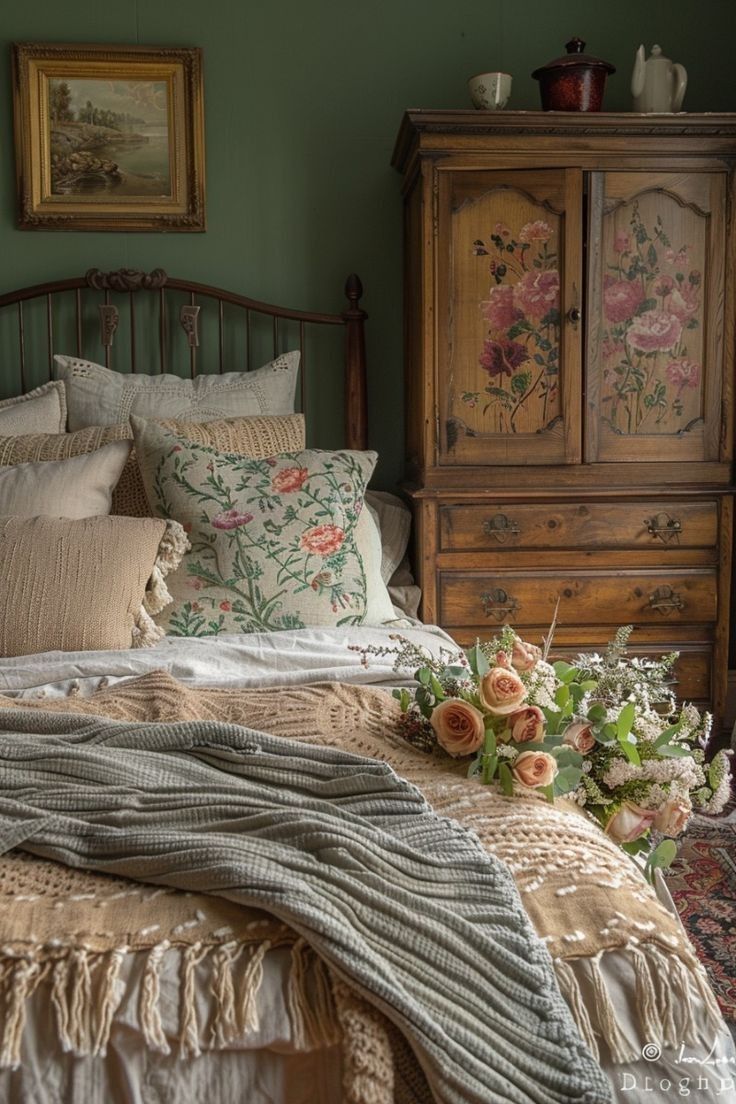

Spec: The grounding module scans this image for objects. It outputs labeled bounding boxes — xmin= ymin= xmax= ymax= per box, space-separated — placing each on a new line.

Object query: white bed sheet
xmin=1 ymin=625 xmax=734 ymax=1104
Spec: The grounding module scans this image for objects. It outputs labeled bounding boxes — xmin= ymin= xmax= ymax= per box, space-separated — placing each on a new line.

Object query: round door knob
xmin=566 ymin=306 xmax=581 ymax=324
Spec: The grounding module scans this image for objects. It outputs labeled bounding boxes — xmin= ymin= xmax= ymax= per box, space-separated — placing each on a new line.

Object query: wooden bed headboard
xmin=0 ymin=268 xmax=368 ymax=450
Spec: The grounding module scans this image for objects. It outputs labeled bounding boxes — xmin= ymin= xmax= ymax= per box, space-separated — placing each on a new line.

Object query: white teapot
xmin=631 ymin=44 xmax=687 ymax=112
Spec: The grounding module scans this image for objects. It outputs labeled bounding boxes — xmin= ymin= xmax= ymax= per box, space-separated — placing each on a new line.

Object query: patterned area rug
xmin=666 ymin=811 xmax=736 ymax=1038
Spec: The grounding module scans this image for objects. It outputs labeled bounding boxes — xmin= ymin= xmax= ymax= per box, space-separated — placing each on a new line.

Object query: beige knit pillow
xmin=113 ymin=413 xmax=306 ymax=517
xmin=0 ymin=423 xmax=130 ymax=465
xmin=0 ymin=516 xmax=189 ymax=657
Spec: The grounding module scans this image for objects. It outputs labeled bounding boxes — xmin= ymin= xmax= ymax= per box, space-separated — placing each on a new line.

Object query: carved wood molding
xmin=85 ymin=268 xmax=169 ymax=292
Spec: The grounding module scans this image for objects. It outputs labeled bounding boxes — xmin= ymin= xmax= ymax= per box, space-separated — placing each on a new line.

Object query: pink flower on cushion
xmin=518 ymin=220 xmax=552 ymax=243
xmin=212 ymin=508 xmax=254 ymax=530
xmin=219 ymin=600 xmax=231 ymax=612
xmin=479 ymin=338 xmax=530 ymax=378
xmin=271 ymin=466 xmax=309 ymax=494
xmin=482 ymin=285 xmax=522 ymax=331
xmin=603 ymin=277 xmax=644 ymax=323
xmin=513 ymin=270 xmax=559 ymax=321
xmin=300 ymin=524 xmax=345 ymax=556
xmin=626 ymin=310 xmax=682 ymax=354
xmin=666 ymin=358 xmax=701 ymax=391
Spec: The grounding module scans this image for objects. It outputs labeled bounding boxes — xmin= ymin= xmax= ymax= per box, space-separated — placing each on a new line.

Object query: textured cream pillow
xmin=0 ymin=382 xmax=67 ymax=435
xmin=0 ymin=441 xmax=131 ymax=518
xmin=55 ymin=353 xmax=300 ymax=431
xmin=113 ymin=413 xmax=306 ymax=517
xmin=0 ymin=423 xmax=131 ymax=465
xmin=131 ymin=418 xmax=396 ymax=634
xmin=0 ymin=516 xmax=188 ymax=657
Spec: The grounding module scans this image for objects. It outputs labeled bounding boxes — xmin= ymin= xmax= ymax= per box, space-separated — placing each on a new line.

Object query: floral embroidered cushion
xmin=131 ymin=418 xmax=391 ymax=634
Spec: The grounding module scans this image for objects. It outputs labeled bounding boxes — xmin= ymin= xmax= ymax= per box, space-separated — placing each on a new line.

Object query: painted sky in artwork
xmin=64 ymin=79 xmax=168 ymax=125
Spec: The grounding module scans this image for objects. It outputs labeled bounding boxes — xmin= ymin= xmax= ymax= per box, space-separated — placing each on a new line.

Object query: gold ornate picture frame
xmin=12 ymin=42 xmax=206 ymax=232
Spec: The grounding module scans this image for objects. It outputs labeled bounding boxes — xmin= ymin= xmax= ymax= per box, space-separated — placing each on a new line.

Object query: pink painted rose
xmin=653 ymin=794 xmax=692 ymax=837
xmin=562 ymin=721 xmax=596 ymax=754
xmin=603 ymin=277 xmax=644 ymax=324
xmin=512 ymin=750 xmax=558 ymax=789
xmin=666 ymin=357 xmax=701 ymax=391
xmin=668 ymin=284 xmax=699 ymax=323
xmin=495 ymin=221 xmax=511 ymax=238
xmin=482 ymin=285 xmax=522 ymax=331
xmin=513 ymin=270 xmax=559 ymax=321
xmin=507 ymin=705 xmax=545 ymax=744
xmin=212 ymin=508 xmax=254 ymax=530
xmin=479 ymin=666 xmax=527 ymax=716
xmin=605 ymin=802 xmax=656 ymax=844
xmin=300 ymin=523 xmax=345 ymax=556
xmin=510 ymin=638 xmax=542 ymax=673
xmin=271 ymin=466 xmax=309 ymax=494
xmin=664 ymin=247 xmax=676 ymax=265
xmin=518 ymin=219 xmax=552 ymax=243
xmin=479 ymin=338 xmax=530 ymax=377
xmin=430 ymin=698 xmax=485 ymax=758
xmin=613 ymin=230 xmax=630 ymax=253
xmin=626 ymin=310 xmax=682 ymax=354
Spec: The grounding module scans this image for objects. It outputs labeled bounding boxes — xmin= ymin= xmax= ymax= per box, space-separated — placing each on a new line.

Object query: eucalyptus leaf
xmin=417 ymin=667 xmax=431 ymax=687
xmin=429 ymin=674 xmax=446 ymax=701
xmin=587 ymin=703 xmax=607 ymax=723
xmin=617 ymin=701 xmax=636 ymax=740
xmin=654 ymin=721 xmax=683 ymax=748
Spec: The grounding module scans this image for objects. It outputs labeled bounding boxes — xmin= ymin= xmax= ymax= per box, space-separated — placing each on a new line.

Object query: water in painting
xmin=48 ymin=78 xmax=171 ymax=197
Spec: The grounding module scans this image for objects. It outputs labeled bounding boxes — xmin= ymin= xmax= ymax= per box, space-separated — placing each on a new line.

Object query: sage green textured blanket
xmin=0 ymin=709 xmax=612 ymax=1104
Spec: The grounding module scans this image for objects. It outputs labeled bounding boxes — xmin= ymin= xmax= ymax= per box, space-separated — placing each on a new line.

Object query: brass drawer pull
xmin=480 ymin=588 xmax=520 ymax=622
xmin=483 ymin=513 xmax=521 ymax=543
xmin=647 ymin=585 xmax=685 ymax=617
xmin=645 ymin=513 xmax=682 ymax=545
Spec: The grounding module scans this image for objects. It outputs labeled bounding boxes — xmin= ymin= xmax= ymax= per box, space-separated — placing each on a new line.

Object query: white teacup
xmin=468 ymin=71 xmax=512 ymax=110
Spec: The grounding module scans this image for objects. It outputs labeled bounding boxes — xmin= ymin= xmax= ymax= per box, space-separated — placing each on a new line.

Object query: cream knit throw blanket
xmin=0 ymin=692 xmax=610 ymax=1104
xmin=0 ymin=675 xmax=722 ymax=1074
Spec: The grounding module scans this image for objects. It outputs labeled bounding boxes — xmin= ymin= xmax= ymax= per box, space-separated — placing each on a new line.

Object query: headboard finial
xmin=344 ymin=273 xmax=364 ymax=312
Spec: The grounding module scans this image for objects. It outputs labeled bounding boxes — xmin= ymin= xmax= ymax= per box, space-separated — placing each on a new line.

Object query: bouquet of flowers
xmin=382 ymin=626 xmax=732 ymax=873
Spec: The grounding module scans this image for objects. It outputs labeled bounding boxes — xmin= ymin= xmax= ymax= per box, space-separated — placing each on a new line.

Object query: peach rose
xmin=512 ymin=750 xmax=558 ymax=789
xmin=299 ymin=524 xmax=345 ymax=556
xmin=478 ymin=666 xmax=527 ymax=716
xmin=507 ymin=706 xmax=545 ymax=744
xmin=653 ymin=794 xmax=692 ymax=838
xmin=605 ymin=802 xmax=656 ymax=844
xmin=562 ymin=721 xmax=596 ymax=755
xmin=430 ymin=699 xmax=485 ymax=758
xmin=510 ymin=638 xmax=542 ymax=673
xmin=272 ymin=466 xmax=309 ymax=494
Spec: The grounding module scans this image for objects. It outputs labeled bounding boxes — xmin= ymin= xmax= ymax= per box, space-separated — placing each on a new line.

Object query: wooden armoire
xmin=392 ymin=111 xmax=736 ymax=728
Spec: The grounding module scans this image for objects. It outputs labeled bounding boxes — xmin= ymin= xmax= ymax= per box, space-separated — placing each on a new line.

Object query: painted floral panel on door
xmin=587 ymin=171 xmax=726 ymax=465
xmin=439 ymin=169 xmax=581 ymax=466
xmin=599 ymin=191 xmax=705 ymax=438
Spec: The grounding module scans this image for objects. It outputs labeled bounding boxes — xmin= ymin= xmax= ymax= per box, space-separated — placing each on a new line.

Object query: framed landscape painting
xmin=12 ymin=43 xmax=205 ymax=231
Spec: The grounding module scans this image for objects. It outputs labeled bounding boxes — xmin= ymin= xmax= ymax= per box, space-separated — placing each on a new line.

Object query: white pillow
xmin=55 ymin=353 xmax=300 ymax=431
xmin=0 ymin=441 xmax=131 ymax=518
xmin=0 ymin=382 xmax=67 ymax=435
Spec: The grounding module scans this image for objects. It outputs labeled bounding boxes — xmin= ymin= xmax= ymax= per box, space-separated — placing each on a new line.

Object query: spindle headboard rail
xmin=0 ymin=268 xmax=368 ymax=450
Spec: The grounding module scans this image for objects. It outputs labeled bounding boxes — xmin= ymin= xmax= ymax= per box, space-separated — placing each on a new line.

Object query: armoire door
xmin=436 ymin=168 xmax=583 ymax=466
xmin=585 ymin=171 xmax=727 ymax=464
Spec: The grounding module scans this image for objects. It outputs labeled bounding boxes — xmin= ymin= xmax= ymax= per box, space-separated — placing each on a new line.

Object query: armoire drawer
xmin=438 ymin=569 xmax=718 ymax=628
xmin=439 ymin=501 xmax=718 ymax=553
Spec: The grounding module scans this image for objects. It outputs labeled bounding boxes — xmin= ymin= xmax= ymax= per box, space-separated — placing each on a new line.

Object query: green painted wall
xmin=1 ymin=0 xmax=735 ymax=487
